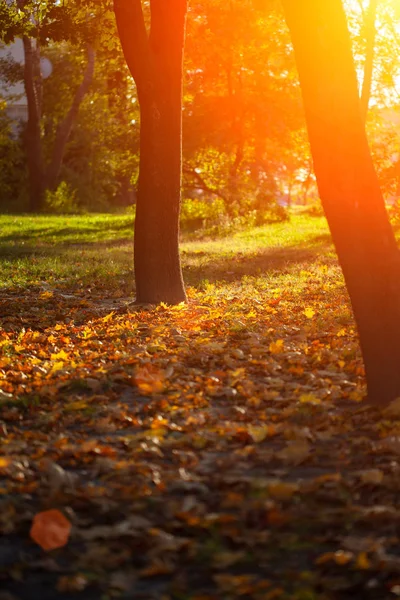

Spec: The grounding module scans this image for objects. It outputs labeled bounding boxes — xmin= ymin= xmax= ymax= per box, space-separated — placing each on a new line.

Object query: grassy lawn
xmin=0 ymin=213 xmax=332 ymax=289
xmin=1 ymin=213 xmax=397 ymax=600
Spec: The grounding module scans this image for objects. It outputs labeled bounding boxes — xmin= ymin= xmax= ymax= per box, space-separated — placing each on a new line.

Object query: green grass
xmin=0 ymin=213 xmax=334 ymax=292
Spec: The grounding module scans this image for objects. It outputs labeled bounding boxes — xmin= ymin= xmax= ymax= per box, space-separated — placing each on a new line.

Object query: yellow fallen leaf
xmin=64 ymin=400 xmax=88 ymax=411
xmin=247 ymin=425 xmax=272 ymax=443
xmin=303 ymin=307 xmax=315 ymax=319
xmin=299 ymin=393 xmax=321 ymax=405
xmin=40 ymin=291 xmax=54 ymax=299
xmin=355 ymin=551 xmax=371 ymax=570
xmin=269 ymin=339 xmax=284 ymax=354
xmin=102 ymin=312 xmax=115 ymax=323
xmin=50 ymin=349 xmax=69 ymax=361
xmin=359 ymin=469 xmax=384 ymax=485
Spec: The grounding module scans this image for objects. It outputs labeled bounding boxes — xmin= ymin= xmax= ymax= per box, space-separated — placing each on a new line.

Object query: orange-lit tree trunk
xmin=282 ymin=0 xmax=400 ymax=406
xmin=114 ymin=0 xmax=187 ymax=304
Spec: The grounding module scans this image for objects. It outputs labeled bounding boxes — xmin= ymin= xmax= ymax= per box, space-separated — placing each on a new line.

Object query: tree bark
xmin=46 ymin=47 xmax=95 ymax=191
xmin=23 ymin=36 xmax=45 ymax=212
xmin=282 ymin=0 xmax=400 ymax=406
xmin=114 ymin=0 xmax=187 ymax=304
xmin=360 ymin=0 xmax=379 ymax=122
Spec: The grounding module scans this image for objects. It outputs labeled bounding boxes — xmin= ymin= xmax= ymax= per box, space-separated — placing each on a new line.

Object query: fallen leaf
xmin=276 ymin=440 xmax=310 ymax=465
xmin=30 ymin=510 xmax=71 ymax=551
xmin=269 ymin=339 xmax=284 ymax=354
xmin=359 ymin=469 xmax=384 ymax=485
xmin=267 ymin=481 xmax=299 ymax=500
xmin=299 ymin=393 xmax=321 ymax=405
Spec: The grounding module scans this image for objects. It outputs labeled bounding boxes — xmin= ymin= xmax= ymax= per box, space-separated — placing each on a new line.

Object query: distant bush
xmin=303 ymin=202 xmax=325 ymax=217
xmin=180 ymin=197 xmax=226 ymax=232
xmin=44 ymin=182 xmax=81 ymax=214
xmin=180 ymin=194 xmax=288 ymax=237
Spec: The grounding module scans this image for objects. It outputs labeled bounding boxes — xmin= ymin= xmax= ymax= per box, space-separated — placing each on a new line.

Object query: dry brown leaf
xmin=276 ymin=440 xmax=310 ymax=465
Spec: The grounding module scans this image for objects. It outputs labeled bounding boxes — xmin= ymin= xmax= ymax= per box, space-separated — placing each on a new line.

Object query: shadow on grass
xmin=0 ymin=232 xmax=335 ymax=331
xmin=0 ymin=220 xmax=134 ymax=246
xmin=182 ymin=234 xmax=334 ymax=286
xmin=0 ymin=237 xmax=133 ymax=259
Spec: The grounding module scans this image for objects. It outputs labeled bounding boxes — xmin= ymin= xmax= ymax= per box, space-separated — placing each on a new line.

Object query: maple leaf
xmin=50 ymin=349 xmax=69 ymax=361
xmin=30 ymin=509 xmax=71 ymax=551
xmin=303 ymin=307 xmax=315 ymax=319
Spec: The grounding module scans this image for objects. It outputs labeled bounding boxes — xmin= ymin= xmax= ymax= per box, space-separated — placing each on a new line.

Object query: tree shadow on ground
xmin=182 ymin=233 xmax=334 ymax=286
xmin=0 ymin=233 xmax=337 ymax=332
xmin=0 ymin=220 xmax=134 ymax=247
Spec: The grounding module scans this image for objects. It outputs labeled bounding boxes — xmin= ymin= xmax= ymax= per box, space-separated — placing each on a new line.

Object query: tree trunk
xmin=46 ymin=47 xmax=95 ymax=191
xmin=360 ymin=0 xmax=379 ymax=122
xmin=114 ymin=0 xmax=187 ymax=304
xmin=282 ymin=0 xmax=400 ymax=406
xmin=22 ymin=37 xmax=44 ymax=212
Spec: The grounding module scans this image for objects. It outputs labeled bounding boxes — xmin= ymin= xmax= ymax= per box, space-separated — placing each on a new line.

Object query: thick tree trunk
xmin=282 ymin=0 xmax=400 ymax=406
xmin=114 ymin=0 xmax=187 ymax=304
xmin=360 ymin=0 xmax=378 ymax=122
xmin=46 ymin=47 xmax=95 ymax=191
xmin=23 ymin=37 xmax=45 ymax=212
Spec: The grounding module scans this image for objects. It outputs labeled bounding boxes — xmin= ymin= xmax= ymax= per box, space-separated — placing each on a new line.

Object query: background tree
xmin=282 ymin=0 xmax=400 ymax=406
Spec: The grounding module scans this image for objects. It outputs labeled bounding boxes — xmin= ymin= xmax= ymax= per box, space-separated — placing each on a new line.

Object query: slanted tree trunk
xmin=23 ymin=36 xmax=45 ymax=212
xmin=360 ymin=0 xmax=379 ymax=122
xmin=282 ymin=0 xmax=400 ymax=406
xmin=46 ymin=47 xmax=95 ymax=191
xmin=114 ymin=0 xmax=187 ymax=304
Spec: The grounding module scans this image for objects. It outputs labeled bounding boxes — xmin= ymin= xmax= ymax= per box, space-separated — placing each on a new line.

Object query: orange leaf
xmin=134 ymin=365 xmax=165 ymax=395
xmin=0 ymin=457 xmax=11 ymax=469
xmin=269 ymin=339 xmax=284 ymax=354
xmin=30 ymin=509 xmax=71 ymax=551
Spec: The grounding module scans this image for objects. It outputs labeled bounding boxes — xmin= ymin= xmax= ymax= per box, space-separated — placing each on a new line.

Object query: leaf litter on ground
xmin=0 ymin=215 xmax=400 ymax=599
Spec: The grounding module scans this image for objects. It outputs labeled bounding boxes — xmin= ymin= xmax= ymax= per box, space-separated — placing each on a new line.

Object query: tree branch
xmin=360 ymin=0 xmax=378 ymax=122
xmin=113 ymin=0 xmax=152 ymax=92
xmin=183 ymin=165 xmax=228 ymax=203
xmin=46 ymin=46 xmax=95 ymax=190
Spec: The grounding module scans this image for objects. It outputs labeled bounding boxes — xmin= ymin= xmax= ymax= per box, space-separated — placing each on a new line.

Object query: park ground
xmin=1 ymin=214 xmax=400 ymax=600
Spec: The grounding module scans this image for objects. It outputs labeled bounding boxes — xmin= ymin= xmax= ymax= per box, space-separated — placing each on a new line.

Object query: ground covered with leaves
xmin=1 ymin=214 xmax=400 ymax=600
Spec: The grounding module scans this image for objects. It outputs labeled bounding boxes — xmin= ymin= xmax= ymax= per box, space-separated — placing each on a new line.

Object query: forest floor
xmin=1 ymin=214 xmax=400 ymax=600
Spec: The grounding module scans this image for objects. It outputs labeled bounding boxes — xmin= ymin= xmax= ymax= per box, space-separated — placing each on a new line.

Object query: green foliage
xmin=0 ymin=107 xmax=27 ymax=209
xmin=180 ymin=197 xmax=226 ymax=232
xmin=180 ymin=194 xmax=288 ymax=238
xmin=44 ymin=181 xmax=80 ymax=214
